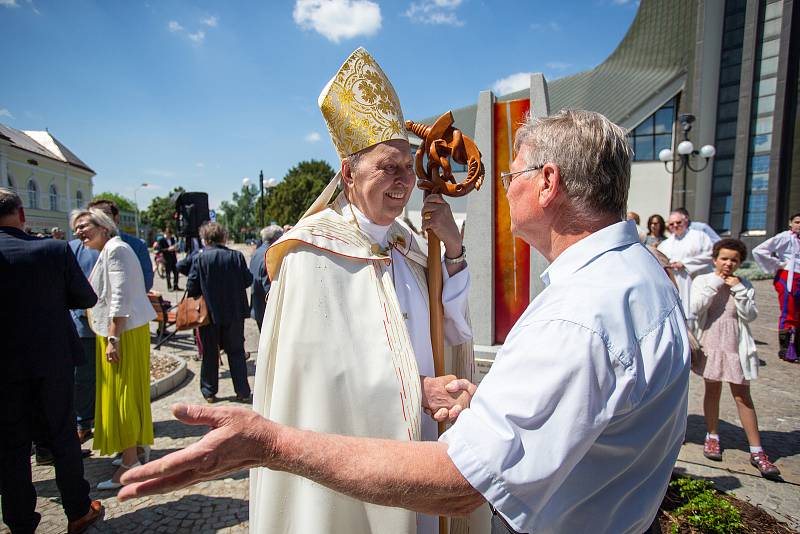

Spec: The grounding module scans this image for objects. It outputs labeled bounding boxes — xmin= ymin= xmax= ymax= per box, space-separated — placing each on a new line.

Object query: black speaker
xmin=173 ymin=192 xmax=210 ymax=238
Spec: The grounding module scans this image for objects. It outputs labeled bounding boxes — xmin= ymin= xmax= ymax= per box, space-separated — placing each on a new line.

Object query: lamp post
xmin=134 ymin=182 xmax=149 ymax=239
xmin=659 ymin=113 xmax=716 ymax=208
xmin=261 ymin=175 xmax=278 ymax=229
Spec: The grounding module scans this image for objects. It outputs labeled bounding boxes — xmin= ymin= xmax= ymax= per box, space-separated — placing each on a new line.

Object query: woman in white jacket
xmin=72 ymin=208 xmax=156 ymax=491
xmin=690 ymin=238 xmax=780 ymax=480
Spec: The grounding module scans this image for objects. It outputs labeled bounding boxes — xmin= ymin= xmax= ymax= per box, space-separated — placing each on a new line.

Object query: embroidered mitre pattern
xmin=319 ymin=47 xmax=408 ymax=159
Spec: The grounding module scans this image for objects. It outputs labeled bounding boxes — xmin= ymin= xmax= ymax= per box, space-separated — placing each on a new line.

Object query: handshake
xmin=420 ymin=375 xmax=477 ymax=423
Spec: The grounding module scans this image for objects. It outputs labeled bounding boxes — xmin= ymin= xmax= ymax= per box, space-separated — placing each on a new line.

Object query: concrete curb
xmin=150 ymin=353 xmax=188 ymax=400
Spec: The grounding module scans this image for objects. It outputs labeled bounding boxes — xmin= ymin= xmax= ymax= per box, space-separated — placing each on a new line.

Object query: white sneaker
xmin=97 ymin=461 xmax=141 ymax=491
xmin=111 ymin=445 xmax=150 ymax=466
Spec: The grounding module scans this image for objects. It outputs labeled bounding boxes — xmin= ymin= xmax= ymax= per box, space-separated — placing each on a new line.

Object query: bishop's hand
xmin=421 ymin=375 xmax=477 ymax=423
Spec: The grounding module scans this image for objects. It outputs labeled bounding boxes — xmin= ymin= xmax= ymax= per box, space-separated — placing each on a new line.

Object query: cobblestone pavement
xmin=4 ymin=253 xmax=799 ymax=532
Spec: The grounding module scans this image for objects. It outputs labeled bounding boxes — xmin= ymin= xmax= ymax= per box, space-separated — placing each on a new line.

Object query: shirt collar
xmin=541 ymin=219 xmax=640 ymax=286
xmin=348 ymin=202 xmax=391 ymax=248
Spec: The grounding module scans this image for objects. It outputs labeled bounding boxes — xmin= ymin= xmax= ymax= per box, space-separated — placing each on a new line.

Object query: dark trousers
xmin=74 ymin=337 xmax=96 ymax=431
xmin=197 ymin=320 xmax=251 ymax=398
xmin=165 ymin=254 xmax=179 ymax=289
xmin=0 ymin=368 xmax=91 ymax=533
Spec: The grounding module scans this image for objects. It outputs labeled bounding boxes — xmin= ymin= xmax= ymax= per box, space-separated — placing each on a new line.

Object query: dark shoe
xmin=703 ymin=436 xmax=722 ymax=461
xmin=67 ymin=500 xmax=104 ymax=534
xmin=204 ymin=395 xmax=218 ymax=404
xmin=750 ymin=452 xmax=781 ymax=480
xmin=173 ymin=286 xmax=183 ymax=291
xmin=778 ymin=329 xmax=789 ymax=360
xmin=81 ymin=449 xmax=93 ymax=459
xmin=77 ymin=429 xmax=93 ymax=444
xmin=235 ymin=394 xmax=253 ymax=404
xmin=35 ymin=446 xmax=55 ymax=466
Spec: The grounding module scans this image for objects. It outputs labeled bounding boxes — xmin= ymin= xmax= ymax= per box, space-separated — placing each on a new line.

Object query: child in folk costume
xmin=691 ymin=238 xmax=780 ymax=480
xmin=752 ymin=212 xmax=800 ymax=361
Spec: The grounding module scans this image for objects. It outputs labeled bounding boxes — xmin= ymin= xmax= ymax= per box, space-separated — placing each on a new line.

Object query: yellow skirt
xmin=94 ymin=324 xmax=154 ymax=456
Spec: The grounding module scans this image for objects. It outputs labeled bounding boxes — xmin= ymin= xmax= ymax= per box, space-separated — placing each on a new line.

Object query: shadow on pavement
xmin=673 ymin=465 xmax=743 ymax=491
xmin=685 ymin=414 xmax=800 ymax=461
xmin=93 ymin=494 xmax=248 ymax=532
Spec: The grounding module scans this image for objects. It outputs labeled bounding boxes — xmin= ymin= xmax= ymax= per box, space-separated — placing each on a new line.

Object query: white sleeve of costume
xmin=752 ymin=234 xmax=782 ymax=274
xmin=441 ymin=263 xmax=472 ymax=346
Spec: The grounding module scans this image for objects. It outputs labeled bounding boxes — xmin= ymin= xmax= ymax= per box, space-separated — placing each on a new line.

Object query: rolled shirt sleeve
xmin=441 ymin=319 xmax=636 ymax=532
xmin=441 ymin=262 xmax=472 ymax=346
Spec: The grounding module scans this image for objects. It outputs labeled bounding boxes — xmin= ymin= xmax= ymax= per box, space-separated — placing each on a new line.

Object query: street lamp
xmin=133 ymin=182 xmax=149 ymax=239
xmin=659 ymin=113 xmax=716 ymax=207
xmin=260 ymin=173 xmax=278 ymax=229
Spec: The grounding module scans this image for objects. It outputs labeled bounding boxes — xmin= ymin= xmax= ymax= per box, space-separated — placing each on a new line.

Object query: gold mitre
xmin=318 ymin=47 xmax=408 ymax=160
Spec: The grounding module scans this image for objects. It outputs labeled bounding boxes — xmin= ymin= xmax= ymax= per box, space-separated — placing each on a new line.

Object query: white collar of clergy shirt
xmin=541 ymin=219 xmax=640 ymax=287
xmin=348 ymin=202 xmax=391 ymax=248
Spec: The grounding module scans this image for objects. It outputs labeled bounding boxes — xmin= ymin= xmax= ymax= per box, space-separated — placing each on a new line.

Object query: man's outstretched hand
xmin=118 ymin=403 xmax=273 ymax=501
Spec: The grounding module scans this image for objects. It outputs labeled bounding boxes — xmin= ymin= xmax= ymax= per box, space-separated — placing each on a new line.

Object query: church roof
xmin=0 ymin=123 xmax=95 ymax=174
xmin=418 ymin=0 xmax=695 ymax=136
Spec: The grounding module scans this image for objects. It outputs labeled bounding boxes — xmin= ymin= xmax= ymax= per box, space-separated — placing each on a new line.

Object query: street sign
xmin=209 ymin=209 xmax=216 ymax=221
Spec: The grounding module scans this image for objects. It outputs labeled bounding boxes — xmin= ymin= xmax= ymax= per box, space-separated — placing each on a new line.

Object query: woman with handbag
xmin=72 ymin=208 xmax=156 ymax=490
xmin=690 ymin=238 xmax=780 ymax=480
xmin=186 ymin=221 xmax=253 ymax=403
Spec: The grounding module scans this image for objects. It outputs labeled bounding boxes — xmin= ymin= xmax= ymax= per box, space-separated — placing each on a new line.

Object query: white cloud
xmin=293 ymin=0 xmax=382 ymax=43
xmin=195 ymin=162 xmax=205 ymax=168
xmin=0 ymin=0 xmax=19 ymax=7
xmin=405 ymin=0 xmax=464 ymax=26
xmin=168 ymin=20 xmax=184 ymax=32
xmin=188 ymin=30 xmax=205 ymax=43
xmin=612 ymin=0 xmax=639 ymax=5
xmin=0 ymin=108 xmax=14 ymax=119
xmin=202 ymin=15 xmax=218 ymax=27
xmin=492 ymin=72 xmax=533 ymax=96
xmin=305 ymin=131 xmax=322 ymax=143
xmin=545 ymin=61 xmax=571 ymax=70
xmin=531 ymin=21 xmax=560 ymax=31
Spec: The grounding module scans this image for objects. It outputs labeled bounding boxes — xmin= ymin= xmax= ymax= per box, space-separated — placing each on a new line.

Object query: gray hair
xmin=199 ymin=221 xmax=226 ymax=245
xmin=0 ymin=187 xmax=22 ymax=217
xmin=514 ymin=109 xmax=631 ymax=219
xmin=69 ymin=208 xmax=118 ymax=237
xmin=260 ymin=224 xmax=284 ymax=244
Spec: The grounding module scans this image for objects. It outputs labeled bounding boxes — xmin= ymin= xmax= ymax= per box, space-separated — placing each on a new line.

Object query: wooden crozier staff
xmin=406 ymin=112 xmax=484 ymax=533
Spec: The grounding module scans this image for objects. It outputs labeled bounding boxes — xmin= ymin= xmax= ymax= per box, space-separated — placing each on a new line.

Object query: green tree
xmin=141 ymin=187 xmax=185 ymax=234
xmin=218 ymin=184 xmax=258 ymax=242
xmin=92 ymin=192 xmax=136 ymax=213
xmin=264 ymin=160 xmax=335 ymax=226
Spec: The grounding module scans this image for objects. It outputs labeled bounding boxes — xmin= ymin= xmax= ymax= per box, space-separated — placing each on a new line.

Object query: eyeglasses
xmin=500 ymin=165 xmax=543 ymax=191
xmin=667 ymin=221 xmax=686 ymax=228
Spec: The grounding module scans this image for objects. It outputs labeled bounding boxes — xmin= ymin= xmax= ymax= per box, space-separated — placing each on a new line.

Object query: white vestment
xmin=249 ymin=195 xmax=474 ymax=534
xmin=657 ymin=229 xmax=713 ymax=326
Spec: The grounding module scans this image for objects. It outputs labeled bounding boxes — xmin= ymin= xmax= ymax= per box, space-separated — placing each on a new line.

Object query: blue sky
xmin=1 ymin=0 xmax=637 ymax=210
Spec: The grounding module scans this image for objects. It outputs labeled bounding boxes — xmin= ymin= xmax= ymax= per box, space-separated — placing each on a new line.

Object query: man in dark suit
xmin=156 ymin=226 xmax=180 ymax=290
xmin=187 ymin=221 xmax=253 ymax=403
xmin=249 ymin=225 xmax=283 ymax=330
xmin=0 ymin=188 xmax=103 ymax=533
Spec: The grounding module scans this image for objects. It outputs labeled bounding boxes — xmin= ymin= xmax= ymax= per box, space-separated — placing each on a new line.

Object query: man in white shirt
xmin=120 ymin=110 xmax=690 ymax=534
xmin=753 ymin=212 xmax=800 ymax=360
xmin=658 ymin=211 xmax=714 ymax=329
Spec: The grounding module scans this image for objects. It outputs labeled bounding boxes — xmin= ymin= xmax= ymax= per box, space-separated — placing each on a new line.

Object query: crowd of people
xmin=1 ymin=48 xmax=798 ymax=533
